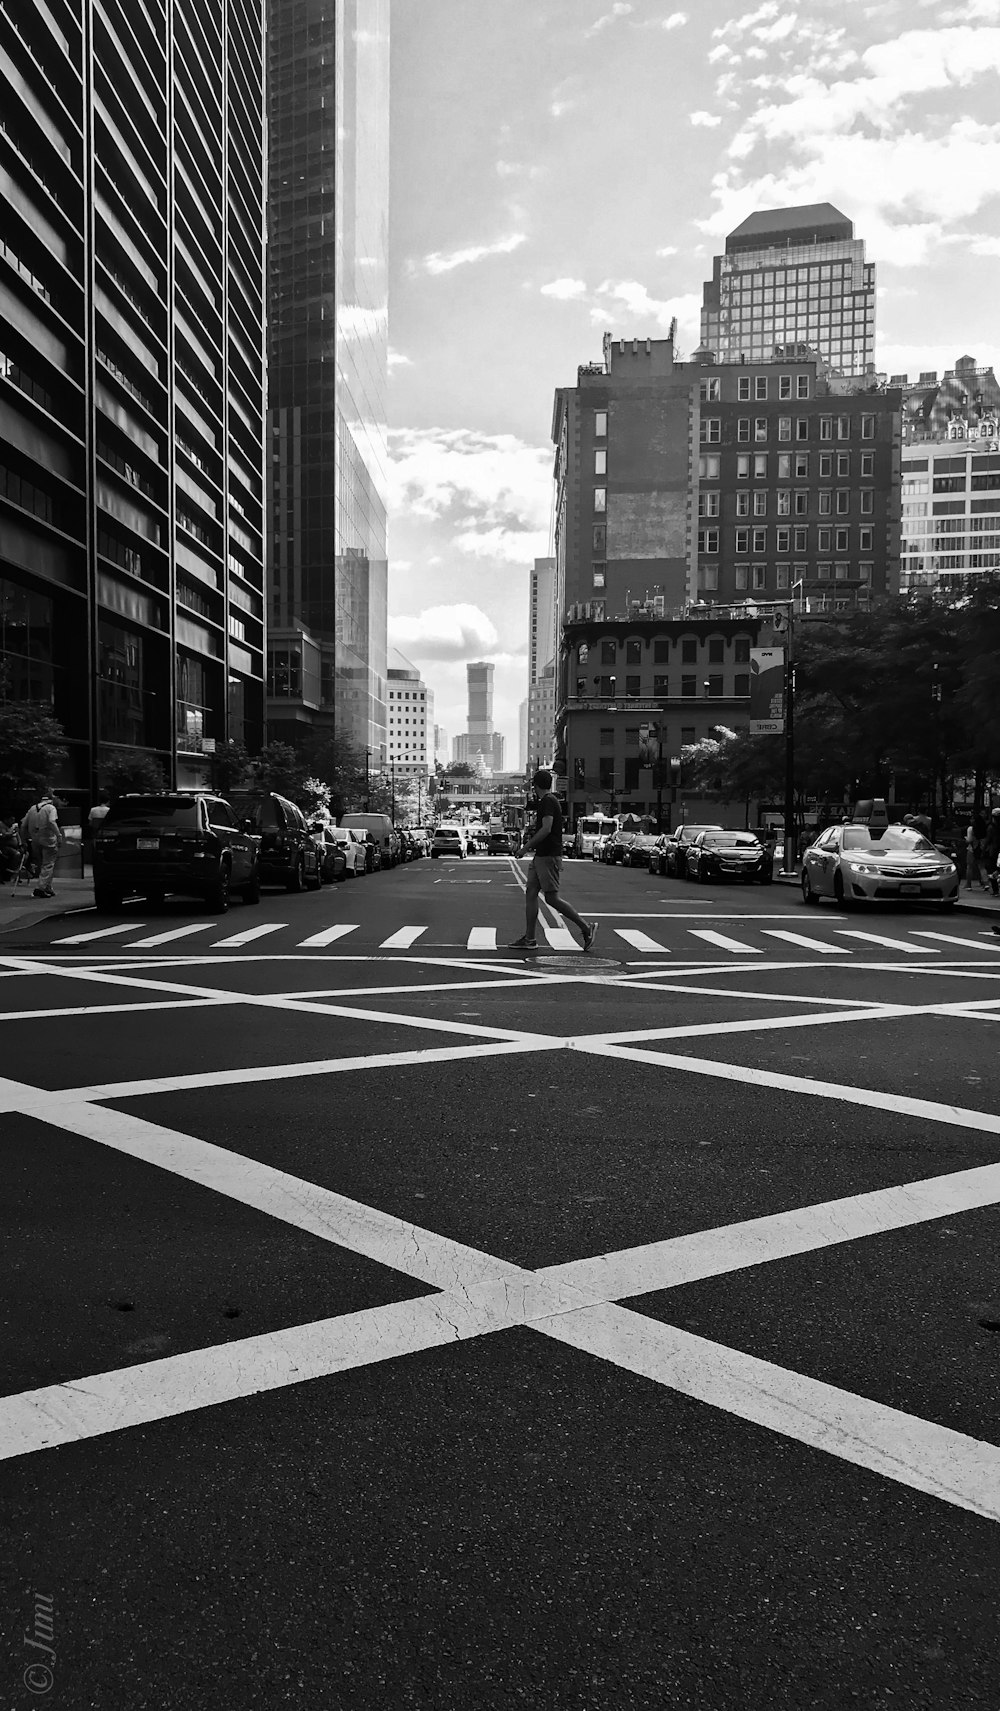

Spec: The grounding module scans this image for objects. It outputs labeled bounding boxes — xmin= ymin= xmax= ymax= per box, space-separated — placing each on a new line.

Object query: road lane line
xmin=763 ymin=930 xmax=851 ymax=953
xmin=582 ymin=1004 xmax=911 ymax=1047
xmin=211 ymin=923 xmax=288 ymax=949
xmin=126 ymin=924 xmax=216 ymax=948
xmin=297 ymin=925 xmax=359 ymax=948
xmin=52 ymin=923 xmax=149 ymax=944
xmin=688 ymin=929 xmax=762 ymax=953
xmin=380 ymin=927 xmax=428 ymax=949
xmin=467 ymin=928 xmax=497 ymax=949
xmin=614 ymin=929 xmax=668 ymax=952
xmin=836 ymin=930 xmax=935 ymax=954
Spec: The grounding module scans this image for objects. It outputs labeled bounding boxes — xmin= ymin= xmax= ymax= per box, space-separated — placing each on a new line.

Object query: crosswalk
xmin=48 ymin=918 xmax=1000 ymax=959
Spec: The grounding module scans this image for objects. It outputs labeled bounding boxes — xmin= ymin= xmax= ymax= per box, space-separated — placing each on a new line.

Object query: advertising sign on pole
xmin=750 ymin=648 xmax=785 ymax=734
xmin=638 ymin=722 xmax=659 ymax=767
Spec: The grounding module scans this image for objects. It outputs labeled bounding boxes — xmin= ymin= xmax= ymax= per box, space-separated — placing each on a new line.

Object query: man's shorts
xmin=531 ymin=854 xmax=562 ymax=894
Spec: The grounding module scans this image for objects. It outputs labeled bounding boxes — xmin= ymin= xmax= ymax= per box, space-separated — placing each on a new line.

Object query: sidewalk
xmin=0 ymin=875 xmax=96 ymax=936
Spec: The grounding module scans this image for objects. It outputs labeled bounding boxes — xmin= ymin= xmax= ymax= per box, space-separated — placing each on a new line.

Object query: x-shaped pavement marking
xmin=2 ymin=949 xmax=1000 ymax=1523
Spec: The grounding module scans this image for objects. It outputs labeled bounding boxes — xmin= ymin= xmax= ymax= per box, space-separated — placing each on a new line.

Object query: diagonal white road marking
xmin=380 ymin=926 xmax=428 ymax=948
xmin=52 ymin=923 xmax=149 ymax=945
xmin=615 ymin=929 xmax=667 ymax=952
xmin=211 ymin=923 xmax=288 ymax=949
xmin=763 ymin=930 xmax=850 ymax=954
xmin=126 ymin=923 xmax=216 ymax=948
xmin=688 ymin=929 xmax=762 ymax=953
xmin=836 ymin=930 xmax=935 ymax=955
xmin=296 ymin=925 xmax=359 ymax=948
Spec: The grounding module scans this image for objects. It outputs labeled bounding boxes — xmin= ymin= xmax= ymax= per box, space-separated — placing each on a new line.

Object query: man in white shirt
xmin=19 ymin=787 xmax=62 ymax=899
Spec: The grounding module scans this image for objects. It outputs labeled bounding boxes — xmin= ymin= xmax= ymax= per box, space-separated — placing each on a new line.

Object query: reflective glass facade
xmin=700 ymin=206 xmax=876 ymax=379
xmin=0 ymin=0 xmax=267 ymax=801
xmin=267 ymin=0 xmax=389 ymax=756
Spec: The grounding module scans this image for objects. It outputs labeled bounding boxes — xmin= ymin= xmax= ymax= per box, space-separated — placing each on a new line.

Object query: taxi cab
xmin=801 ymin=821 xmax=959 ymax=910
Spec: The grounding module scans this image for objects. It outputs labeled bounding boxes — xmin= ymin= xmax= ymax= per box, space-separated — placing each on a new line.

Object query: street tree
xmin=0 ymin=696 xmax=68 ymax=812
xmin=98 ymin=748 xmax=166 ymax=798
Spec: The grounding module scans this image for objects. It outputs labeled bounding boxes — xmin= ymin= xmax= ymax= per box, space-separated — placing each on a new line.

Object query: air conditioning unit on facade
xmin=591 ymin=600 xmax=605 ymax=621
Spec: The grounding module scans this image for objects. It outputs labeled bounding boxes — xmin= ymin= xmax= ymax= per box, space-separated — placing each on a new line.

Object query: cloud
xmin=589 ymin=282 xmax=702 ymax=347
xmin=540 ymin=277 xmax=588 ymax=300
xmin=420 ymin=233 xmax=527 ymax=275
xmin=388 ymin=604 xmax=499 ymax=662
xmin=388 ymin=427 xmax=552 ymax=562
xmin=690 ymin=110 xmax=722 ymax=126
xmin=638 ymin=10 xmax=688 ymax=27
xmin=655 ymin=245 xmax=679 ymax=257
xmin=585 ymin=3 xmax=632 ymax=36
xmin=387 ymin=348 xmax=412 ymax=370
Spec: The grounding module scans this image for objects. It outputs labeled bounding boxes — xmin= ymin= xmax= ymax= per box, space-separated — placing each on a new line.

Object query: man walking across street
xmin=19 ymin=786 xmax=63 ymax=899
xmin=509 ymin=769 xmax=597 ymax=953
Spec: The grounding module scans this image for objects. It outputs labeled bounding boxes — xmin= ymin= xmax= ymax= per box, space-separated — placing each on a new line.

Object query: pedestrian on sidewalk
xmin=508 ymin=769 xmax=597 ymax=953
xmin=19 ymin=786 xmax=63 ymax=899
xmin=984 ymin=808 xmax=1000 ymax=898
xmin=965 ymin=813 xmax=989 ymax=890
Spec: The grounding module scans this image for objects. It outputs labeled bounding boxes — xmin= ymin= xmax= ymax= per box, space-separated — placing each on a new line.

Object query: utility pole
xmin=365 ymin=749 xmax=371 ymax=812
xmin=390 ymin=757 xmax=396 ymax=824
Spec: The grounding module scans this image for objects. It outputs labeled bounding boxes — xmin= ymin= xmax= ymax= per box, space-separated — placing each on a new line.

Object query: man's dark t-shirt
xmin=533 ymin=792 xmax=563 ymax=857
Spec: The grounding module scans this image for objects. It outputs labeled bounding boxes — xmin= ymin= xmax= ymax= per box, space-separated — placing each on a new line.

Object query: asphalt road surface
xmin=2 ymin=852 xmax=1000 ymax=1709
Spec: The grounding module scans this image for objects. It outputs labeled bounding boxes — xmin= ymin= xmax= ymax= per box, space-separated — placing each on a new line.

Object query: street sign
xmin=750 ymin=647 xmax=785 ymax=734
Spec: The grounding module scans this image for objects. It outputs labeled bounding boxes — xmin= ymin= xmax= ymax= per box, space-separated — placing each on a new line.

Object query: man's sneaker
xmin=507 ymin=935 xmax=539 ymax=950
xmin=582 ymin=920 xmax=599 ymax=953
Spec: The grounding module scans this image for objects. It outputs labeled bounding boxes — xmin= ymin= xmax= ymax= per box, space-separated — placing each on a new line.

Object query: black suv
xmin=229 ymin=792 xmax=322 ymax=892
xmin=93 ymin=794 xmax=260 ymax=913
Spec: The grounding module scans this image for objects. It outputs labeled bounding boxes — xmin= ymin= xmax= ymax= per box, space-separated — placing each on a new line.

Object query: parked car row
xmin=587 ymin=821 xmax=774 ymax=884
xmin=92 ymin=792 xmax=429 ymax=914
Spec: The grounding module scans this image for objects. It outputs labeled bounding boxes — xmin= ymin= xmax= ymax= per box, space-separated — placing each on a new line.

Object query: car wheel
xmin=94 ymin=886 xmax=122 ymax=913
xmin=206 ymin=863 xmax=231 ymax=914
xmin=432 ymin=851 xmax=439 ymax=859
xmin=801 ymin=870 xmax=818 ymax=905
xmin=145 ymin=888 xmax=166 ymax=909
xmin=833 ymin=871 xmax=851 ymax=910
xmin=306 ymin=859 xmax=322 ymax=891
xmin=242 ymin=863 xmax=261 ymax=905
xmin=937 ymin=899 xmax=957 ymax=911
xmin=698 ymin=860 xmax=708 ymax=883
xmin=287 ymin=855 xmax=305 ymax=893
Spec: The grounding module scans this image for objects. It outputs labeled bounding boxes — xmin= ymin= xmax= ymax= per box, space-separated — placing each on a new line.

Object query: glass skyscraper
xmin=699 ymin=203 xmax=876 ymax=379
xmin=0 ymin=0 xmax=267 ymax=801
xmin=266 ymin=0 xmax=389 ymax=758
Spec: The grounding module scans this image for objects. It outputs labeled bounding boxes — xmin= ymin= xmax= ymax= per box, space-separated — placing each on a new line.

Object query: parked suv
xmin=93 ymin=793 xmax=260 ymax=913
xmin=339 ymin=812 xmax=399 ymax=867
xmin=229 ymin=792 xmax=321 ymax=892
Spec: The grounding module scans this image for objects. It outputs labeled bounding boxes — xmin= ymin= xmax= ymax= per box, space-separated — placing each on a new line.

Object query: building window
xmin=860 ymin=490 xmax=873 ymax=514
xmin=776 ymin=490 xmax=791 ymax=516
xmin=818 ymin=528 xmax=832 ymax=550
xmin=736 ymin=491 xmax=750 ymax=517
xmin=835 ymin=528 xmax=849 ymax=551
xmin=795 ymin=490 xmax=809 ymax=516
xmin=681 ymin=638 xmax=697 ymax=663
xmin=753 ymin=491 xmax=767 ymax=516
xmin=754 ymin=455 xmax=767 ymax=479
xmin=699 ymin=490 xmax=720 ymax=517
xmin=698 ymin=528 xmax=719 ymax=554
xmin=738 ymin=376 xmax=751 ymax=400
xmin=708 ymin=638 xmax=724 ymax=664
xmin=700 ymin=455 xmax=720 ymax=480
xmin=626 ymin=638 xmax=642 ymax=663
xmin=735 ymin=565 xmax=748 ymax=590
xmin=796 ymin=418 xmax=809 ymax=441
xmin=594 ymin=449 xmax=606 ymax=475
xmin=819 ymin=454 xmax=832 ymax=478
xmin=797 ymin=375 xmax=810 ymax=398
xmin=625 ymin=675 xmax=641 ymax=696
xmin=699 ymin=565 xmax=719 ymax=591
xmin=653 ymin=674 xmax=669 ymax=696
xmin=860 ymin=527 xmax=873 ymax=550
xmin=755 ymin=376 xmax=768 ymax=400
xmin=754 ymin=417 xmax=767 ymax=442
xmin=681 ymin=675 xmax=696 ymax=697
xmin=736 ymin=455 xmax=750 ymax=479
xmin=600 ymin=727 xmax=614 ymax=746
xmin=817 ymin=561 xmax=831 ymax=580
xmin=837 ymin=453 xmax=850 ymax=476
xmin=752 ymin=564 xmax=767 ymax=590
xmin=700 ymin=377 xmax=720 ymax=401
xmin=598 ymin=675 xmax=616 ymax=697
xmin=837 ymin=416 xmax=851 ymax=440
xmin=735 ymin=528 xmax=749 ymax=554
xmin=701 ymin=417 xmax=722 ymax=444
xmin=778 ymin=454 xmax=791 ymax=480
xmin=593 ymin=524 xmax=606 ymax=551
xmin=859 ymin=562 xmax=873 ymax=584
xmin=836 ymin=490 xmax=850 ymax=514
xmin=594 ymin=410 xmax=607 ymax=436
xmin=779 ymin=375 xmax=792 ymax=399
xmin=653 ymin=640 xmax=669 ymax=662
xmin=599 ymin=757 xmax=615 ymax=789
xmin=594 ymin=487 xmax=606 ymax=513
xmin=735 ymin=673 xmax=750 ymax=696
xmin=835 ymin=561 xmax=850 ymax=580
xmin=592 ymin=564 xmax=606 ymax=588
xmin=778 ymin=417 xmax=791 ymax=442
xmin=601 ymin=639 xmax=616 ymax=664
xmin=861 ymin=414 xmax=875 ymax=439
xmin=793 ymin=527 xmax=808 ymax=552
xmin=752 ymin=527 xmax=766 ymax=552
xmin=734 ymin=637 xmax=750 ymax=663
xmin=707 ymin=674 xmax=724 ymax=696
xmin=819 ymin=417 xmax=833 ymax=441
xmin=737 ymin=418 xmax=751 ymax=442
xmin=776 ymin=564 xmax=790 ymax=590
xmin=861 ymin=453 xmax=874 ymax=477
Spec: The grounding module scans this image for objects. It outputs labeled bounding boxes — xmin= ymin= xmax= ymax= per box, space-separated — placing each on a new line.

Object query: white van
xmin=340 ymin=812 xmax=399 ymax=867
xmin=574 ymin=813 xmax=617 ymax=859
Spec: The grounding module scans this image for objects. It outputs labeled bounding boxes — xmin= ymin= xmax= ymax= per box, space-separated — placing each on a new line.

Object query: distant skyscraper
xmin=518 ymin=699 xmax=529 ymax=773
xmin=386 ymin=647 xmax=431 ymax=778
xmin=266 ymin=0 xmax=390 ymax=756
xmin=699 ymin=203 xmax=876 ymax=379
xmin=528 ymin=558 xmax=557 ymax=686
xmin=0 ymin=0 xmax=267 ymax=800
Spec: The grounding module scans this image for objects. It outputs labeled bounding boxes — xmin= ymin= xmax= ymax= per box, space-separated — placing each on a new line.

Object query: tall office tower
xmin=895 ymin=355 xmax=1000 ymax=597
xmin=433 ymin=724 xmax=449 ymax=765
xmin=528 ymin=557 xmax=556 ymax=686
xmin=518 ymin=698 xmax=528 ymax=773
xmin=0 ymin=1 xmax=267 ymax=802
xmin=466 ymin=660 xmax=493 ymax=745
xmin=266 ymin=0 xmax=390 ymax=757
xmin=386 ymin=647 xmax=431 ymax=779
xmin=699 ymin=204 xmax=876 ymax=380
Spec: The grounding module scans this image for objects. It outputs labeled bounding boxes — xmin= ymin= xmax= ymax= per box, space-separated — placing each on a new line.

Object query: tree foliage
xmin=0 ymin=699 xmax=68 ymax=811
xmin=98 ymin=748 xmax=166 ymax=797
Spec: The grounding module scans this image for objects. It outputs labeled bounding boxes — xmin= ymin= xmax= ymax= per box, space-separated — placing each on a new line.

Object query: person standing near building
xmin=19 ymin=786 xmax=63 ymax=899
xmin=984 ymin=808 xmax=1000 ymax=898
xmin=509 ymin=769 xmax=597 ymax=952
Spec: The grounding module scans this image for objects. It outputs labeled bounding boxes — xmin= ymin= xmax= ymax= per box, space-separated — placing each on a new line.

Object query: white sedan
xmin=801 ymin=824 xmax=959 ymax=909
xmin=330 ymin=826 xmax=368 ymax=876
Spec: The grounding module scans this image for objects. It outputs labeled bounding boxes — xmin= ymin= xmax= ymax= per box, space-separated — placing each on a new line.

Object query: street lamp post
xmin=364 ymin=749 xmax=371 ymax=811
xmin=390 ymin=757 xmax=396 ymax=824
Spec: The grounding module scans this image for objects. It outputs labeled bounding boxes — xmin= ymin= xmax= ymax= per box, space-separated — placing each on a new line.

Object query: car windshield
xmin=104 ymin=798 xmax=199 ymax=827
xmin=841 ymin=827 xmax=934 ymax=853
xmin=704 ymin=833 xmax=758 ymax=848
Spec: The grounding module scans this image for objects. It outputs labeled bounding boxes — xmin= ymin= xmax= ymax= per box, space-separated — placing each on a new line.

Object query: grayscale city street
xmin=2 ymin=861 xmax=1000 ymax=1707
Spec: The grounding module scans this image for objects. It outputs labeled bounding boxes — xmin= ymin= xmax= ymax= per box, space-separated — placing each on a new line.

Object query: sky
xmin=386 ymin=0 xmax=1000 ymax=760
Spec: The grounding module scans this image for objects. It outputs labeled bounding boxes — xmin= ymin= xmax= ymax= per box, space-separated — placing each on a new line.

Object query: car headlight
xmin=846 ymin=861 xmax=879 ymax=875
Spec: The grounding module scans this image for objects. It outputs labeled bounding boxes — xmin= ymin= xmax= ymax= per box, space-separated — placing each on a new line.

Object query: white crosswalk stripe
xmin=615 ymin=929 xmax=668 ymax=952
xmin=296 ymin=924 xmax=359 ymax=948
xmin=689 ymin=929 xmax=762 ymax=954
xmin=836 ymin=930 xmax=935 ymax=955
xmin=53 ymin=923 xmax=148 ymax=945
xmin=467 ymin=927 xmax=496 ymax=949
xmin=212 ymin=923 xmax=287 ymax=949
xmin=126 ymin=923 xmax=215 ymax=948
xmin=911 ymin=932 xmax=1000 ymax=953
xmin=540 ymin=923 xmax=578 ymax=950
xmin=379 ymin=926 xmax=428 ymax=949
xmin=763 ymin=930 xmax=850 ymax=954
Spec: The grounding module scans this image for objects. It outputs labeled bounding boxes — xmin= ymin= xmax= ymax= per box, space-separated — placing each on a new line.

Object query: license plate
xmin=136 ymin=837 xmax=159 ymax=851
xmin=898 ymin=882 xmax=920 ymax=894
